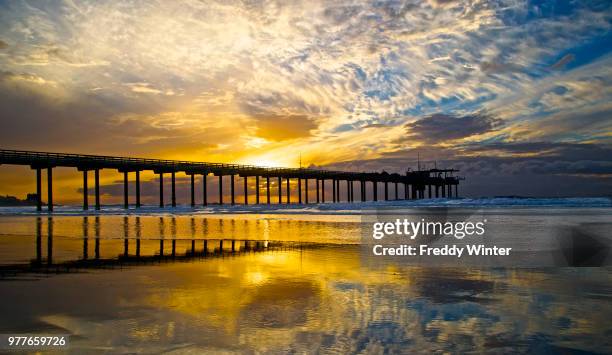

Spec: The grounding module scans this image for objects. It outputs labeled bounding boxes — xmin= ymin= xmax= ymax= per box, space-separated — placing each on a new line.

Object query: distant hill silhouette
xmin=0 ymin=193 xmax=42 ymax=206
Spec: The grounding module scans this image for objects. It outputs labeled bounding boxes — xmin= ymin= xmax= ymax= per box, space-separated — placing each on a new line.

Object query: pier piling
xmin=36 ymin=168 xmax=42 ymax=211
xmin=159 ymin=173 xmax=164 ymax=207
xmin=256 ymin=176 xmax=260 ymax=204
xmin=230 ymin=174 xmax=235 ymax=205
xmin=171 ymin=172 xmax=176 ymax=207
xmin=83 ymin=170 xmax=88 ymax=210
xmin=94 ymin=169 xmax=100 ymax=210
xmin=202 ymin=174 xmax=207 ymax=206
xmin=332 ymin=179 xmax=336 ymax=203
xmin=136 ymin=171 xmax=141 ymax=208
xmin=190 ymin=174 xmax=195 ymax=207
xmin=278 ymin=176 xmax=282 ymax=204
xmin=373 ymin=181 xmax=378 ymax=202
xmin=243 ymin=176 xmax=248 ymax=205
xmin=218 ymin=175 xmax=223 ymax=205
xmin=266 ymin=176 xmax=271 ymax=204
xmin=321 ymin=179 xmax=325 ymax=203
xmin=123 ymin=171 xmax=129 ymax=209
xmin=384 ymin=182 xmax=389 ymax=201
xmin=47 ymin=167 xmax=53 ymax=212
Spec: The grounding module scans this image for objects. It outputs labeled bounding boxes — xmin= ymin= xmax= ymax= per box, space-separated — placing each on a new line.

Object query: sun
xmin=242 ymin=157 xmax=286 ymax=168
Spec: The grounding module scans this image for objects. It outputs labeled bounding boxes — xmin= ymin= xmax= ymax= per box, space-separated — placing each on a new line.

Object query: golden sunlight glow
xmin=244 ymin=271 xmax=268 ymax=285
xmin=241 ymin=156 xmax=294 ymax=168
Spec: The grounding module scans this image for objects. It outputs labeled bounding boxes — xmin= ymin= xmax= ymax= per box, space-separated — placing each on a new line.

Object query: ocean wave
xmin=0 ymin=197 xmax=610 ymax=216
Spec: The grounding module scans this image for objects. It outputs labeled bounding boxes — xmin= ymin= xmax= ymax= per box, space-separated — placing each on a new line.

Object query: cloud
xmin=462 ymin=142 xmax=612 ymax=161
xmin=124 ymin=82 xmax=175 ymax=95
xmin=362 ymin=123 xmax=393 ymax=129
xmin=7 ymin=45 xmax=110 ymax=67
xmin=404 ymin=113 xmax=501 ymax=143
xmin=252 ymin=114 xmax=318 ymax=141
xmin=0 ymin=76 xmax=130 ymax=152
xmin=505 ymin=102 xmax=612 ymax=142
xmin=0 ymin=71 xmax=55 ymax=86
xmin=325 ymin=142 xmax=612 ymax=197
xmin=0 ymin=40 xmax=7 ymax=49
xmin=480 ymin=61 xmax=524 ymax=74
xmin=0 ymin=77 xmax=238 ymax=159
xmin=427 ymin=0 xmax=460 ymax=8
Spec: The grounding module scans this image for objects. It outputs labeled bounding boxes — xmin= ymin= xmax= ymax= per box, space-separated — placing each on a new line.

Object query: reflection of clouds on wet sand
xmin=0 ymin=214 xmax=610 ymax=352
xmin=1 ymin=248 xmax=609 ymax=353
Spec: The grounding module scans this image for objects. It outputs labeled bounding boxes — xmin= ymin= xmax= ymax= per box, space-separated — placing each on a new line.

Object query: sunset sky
xmin=0 ymin=0 xmax=611 ymax=200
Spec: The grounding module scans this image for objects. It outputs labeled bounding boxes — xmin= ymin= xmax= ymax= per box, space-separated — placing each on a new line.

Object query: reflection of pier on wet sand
xmin=0 ymin=216 xmax=321 ymax=278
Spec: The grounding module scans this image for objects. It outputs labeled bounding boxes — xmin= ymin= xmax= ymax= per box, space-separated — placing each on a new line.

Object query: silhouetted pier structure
xmin=0 ymin=149 xmax=461 ymax=211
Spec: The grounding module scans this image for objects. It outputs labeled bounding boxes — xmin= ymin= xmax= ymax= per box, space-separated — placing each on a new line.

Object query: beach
xmin=0 ymin=199 xmax=610 ymax=353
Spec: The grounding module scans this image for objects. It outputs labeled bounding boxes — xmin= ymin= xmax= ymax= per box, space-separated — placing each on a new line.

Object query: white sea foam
xmin=0 ymin=197 xmax=610 ymax=216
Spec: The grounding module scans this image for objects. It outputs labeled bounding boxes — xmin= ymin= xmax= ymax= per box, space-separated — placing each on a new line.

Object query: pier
xmin=0 ymin=149 xmax=462 ymax=211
